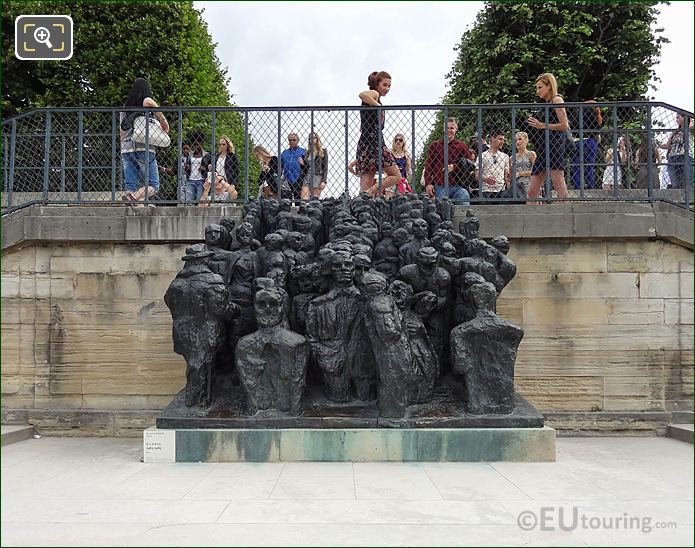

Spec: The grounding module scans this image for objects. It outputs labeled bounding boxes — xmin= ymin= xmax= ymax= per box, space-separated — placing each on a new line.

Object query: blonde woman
xmin=253 ymin=145 xmax=280 ymax=198
xmin=391 ymin=133 xmax=412 ymax=181
xmin=203 ymin=135 xmax=239 ymax=187
xmin=301 ymin=132 xmax=329 ymax=200
xmin=526 ymin=73 xmax=570 ymax=202
xmin=512 ymin=132 xmax=536 ymax=193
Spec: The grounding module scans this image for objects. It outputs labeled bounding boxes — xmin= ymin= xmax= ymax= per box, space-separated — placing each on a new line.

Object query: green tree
xmin=2 ymin=1 xmax=259 ymax=198
xmin=444 ymin=1 xmax=667 ymax=104
xmin=414 ymin=1 xmax=668 ymax=182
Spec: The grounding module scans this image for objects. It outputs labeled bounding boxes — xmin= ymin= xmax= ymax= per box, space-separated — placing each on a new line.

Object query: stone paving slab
xmin=1 ymin=436 xmax=693 ymax=546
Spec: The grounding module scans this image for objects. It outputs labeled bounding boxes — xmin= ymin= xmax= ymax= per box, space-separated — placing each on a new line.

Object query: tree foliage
xmin=412 ymin=2 xmax=670 ymax=182
xmin=2 ymin=0 xmax=233 ymax=114
xmin=2 ymin=1 xmax=260 ymax=196
xmin=444 ymin=1 xmax=668 ymax=104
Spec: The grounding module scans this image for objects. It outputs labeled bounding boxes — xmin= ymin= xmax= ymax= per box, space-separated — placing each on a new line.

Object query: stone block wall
xmin=1 ymin=204 xmax=693 ymax=436
xmin=499 ymin=240 xmax=693 ymax=419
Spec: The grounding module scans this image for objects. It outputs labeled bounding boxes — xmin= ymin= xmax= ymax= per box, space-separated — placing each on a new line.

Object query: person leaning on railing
xmin=423 ymin=117 xmax=473 ymax=205
xmin=202 ymin=135 xmax=240 ymax=190
xmin=119 ymin=77 xmax=169 ymax=205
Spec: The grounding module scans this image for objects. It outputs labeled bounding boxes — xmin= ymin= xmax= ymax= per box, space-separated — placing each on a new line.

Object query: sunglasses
xmin=394 ymin=138 xmax=404 ymax=142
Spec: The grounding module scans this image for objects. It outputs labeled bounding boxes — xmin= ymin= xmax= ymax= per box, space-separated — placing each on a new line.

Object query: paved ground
xmin=1 ymin=436 xmax=692 ymax=546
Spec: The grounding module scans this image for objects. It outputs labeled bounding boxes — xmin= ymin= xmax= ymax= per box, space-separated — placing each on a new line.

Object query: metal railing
xmin=2 ymin=102 xmax=693 ymax=213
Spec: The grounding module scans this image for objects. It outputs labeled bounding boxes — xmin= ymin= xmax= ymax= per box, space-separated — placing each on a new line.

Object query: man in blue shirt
xmin=280 ymin=133 xmax=306 ymax=201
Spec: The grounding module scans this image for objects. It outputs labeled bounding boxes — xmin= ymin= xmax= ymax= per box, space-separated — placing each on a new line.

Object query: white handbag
xmin=131 ymin=115 xmax=171 ymax=148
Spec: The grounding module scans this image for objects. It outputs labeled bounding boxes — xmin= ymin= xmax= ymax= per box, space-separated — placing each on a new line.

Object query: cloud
xmin=196 ymin=1 xmax=481 ymax=107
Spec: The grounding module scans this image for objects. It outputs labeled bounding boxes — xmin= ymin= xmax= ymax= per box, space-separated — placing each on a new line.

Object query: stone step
xmin=667 ymin=424 xmax=694 ymax=444
xmin=1 ymin=425 xmax=34 ymax=446
xmin=671 ymin=411 xmax=694 ymax=424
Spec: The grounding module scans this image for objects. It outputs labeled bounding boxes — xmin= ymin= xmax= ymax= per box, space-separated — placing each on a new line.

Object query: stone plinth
xmin=144 ymin=425 xmax=556 ymax=463
xmin=155 ymin=376 xmax=544 ymax=430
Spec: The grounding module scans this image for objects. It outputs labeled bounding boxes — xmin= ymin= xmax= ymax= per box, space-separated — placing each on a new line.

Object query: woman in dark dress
xmin=356 ymin=71 xmax=401 ymax=196
xmin=526 ymin=73 xmax=570 ymax=202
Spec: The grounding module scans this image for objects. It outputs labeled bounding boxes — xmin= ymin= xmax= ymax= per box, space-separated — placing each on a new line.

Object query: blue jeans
xmin=185 ymin=180 xmax=204 ymax=202
xmin=121 ymin=151 xmax=160 ymax=193
xmin=434 ymin=184 xmax=470 ymax=205
xmin=571 ymin=137 xmax=598 ymax=189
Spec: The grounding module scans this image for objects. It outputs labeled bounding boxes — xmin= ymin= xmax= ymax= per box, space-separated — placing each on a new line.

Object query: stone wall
xmin=1 ymin=204 xmax=692 ymax=436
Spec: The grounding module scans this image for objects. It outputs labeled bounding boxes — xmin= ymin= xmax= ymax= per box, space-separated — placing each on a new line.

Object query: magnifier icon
xmin=33 ymin=26 xmax=53 ymax=49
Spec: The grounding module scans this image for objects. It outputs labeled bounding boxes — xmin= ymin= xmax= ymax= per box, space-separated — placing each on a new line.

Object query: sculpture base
xmin=156 ymin=375 xmax=544 ymax=429
xmin=143 ymin=425 xmax=556 ymax=462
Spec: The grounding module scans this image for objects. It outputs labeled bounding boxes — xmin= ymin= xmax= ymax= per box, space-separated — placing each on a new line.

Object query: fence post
xmin=344 ymin=110 xmax=349 ymax=195
xmin=310 ymin=109 xmax=315 ymax=201
xmin=611 ymin=105 xmax=619 ymax=199
xmin=646 ymin=105 xmax=654 ymax=202
xmin=60 ymin=136 xmax=66 ymax=193
xmin=277 ymin=110 xmax=282 ymax=197
xmin=111 ymin=111 xmax=117 ymax=202
xmin=177 ymin=109 xmax=183 ymax=204
xmin=443 ymin=107 xmax=449 ymax=196
xmin=510 ymin=106 xmax=517 ymax=201
xmin=578 ymin=105 xmax=585 ymax=198
xmin=543 ymin=105 xmax=551 ymax=201
xmin=3 ymin=132 xmax=8 ymax=196
xmin=43 ymin=111 xmax=51 ymax=204
xmin=77 ymin=111 xmax=84 ymax=203
xmin=377 ymin=105 xmax=383 ymax=192
xmin=410 ymin=109 xmax=416 ymax=192
xmin=684 ymin=113 xmax=692 ymax=208
xmin=210 ymin=110 xmax=217 ymax=205
xmin=476 ymin=107 xmax=483 ymax=201
xmin=143 ymin=110 xmax=150 ymax=205
xmin=244 ymin=111 xmax=249 ymax=203
xmin=9 ymin=119 xmax=16 ymax=208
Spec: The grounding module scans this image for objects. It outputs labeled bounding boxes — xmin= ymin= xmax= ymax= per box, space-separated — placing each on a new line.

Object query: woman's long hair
xmin=391 ymin=133 xmax=410 ymax=157
xmin=124 ymin=78 xmax=152 ymax=107
xmin=535 ymin=73 xmax=558 ymax=100
xmin=253 ymin=145 xmax=272 ymax=163
xmin=219 ymin=135 xmax=236 ymax=154
xmin=306 ymin=132 xmax=324 ymax=158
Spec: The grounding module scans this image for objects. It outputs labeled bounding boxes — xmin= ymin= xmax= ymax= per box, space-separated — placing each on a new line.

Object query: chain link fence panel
xmin=2 ymin=103 xmax=692 ymax=212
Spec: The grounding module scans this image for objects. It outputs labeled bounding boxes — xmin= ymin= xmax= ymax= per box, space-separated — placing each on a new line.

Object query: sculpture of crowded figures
xmin=163 ymin=194 xmax=523 ymax=418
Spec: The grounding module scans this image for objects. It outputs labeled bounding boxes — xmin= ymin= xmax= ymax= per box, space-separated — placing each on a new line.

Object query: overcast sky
xmin=196 ymin=1 xmax=694 ymax=111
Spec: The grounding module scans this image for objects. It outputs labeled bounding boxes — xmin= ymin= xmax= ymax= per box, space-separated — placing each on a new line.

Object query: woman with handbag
xmin=119 ymin=78 xmax=169 ymax=204
xmin=526 ymin=73 xmax=570 ymax=203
